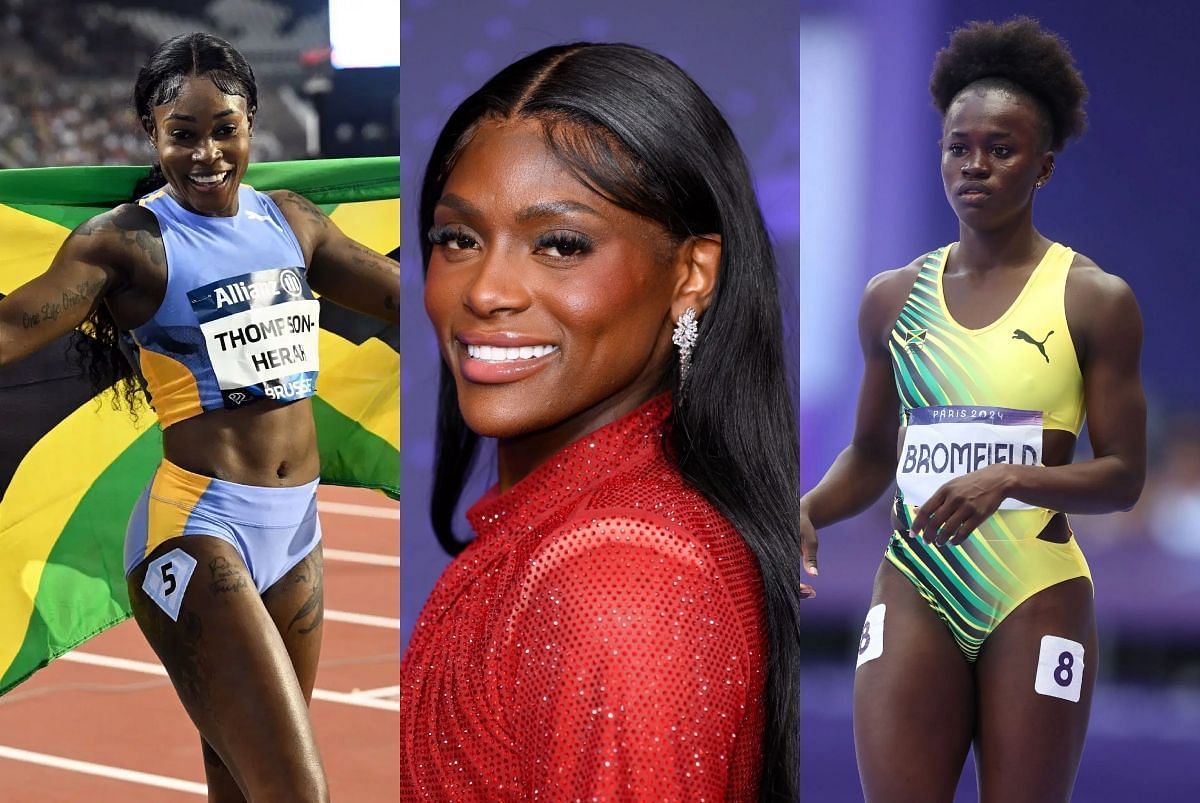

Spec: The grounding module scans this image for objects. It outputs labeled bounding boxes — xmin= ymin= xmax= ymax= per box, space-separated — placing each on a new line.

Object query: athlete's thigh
xmin=127 ymin=535 xmax=323 ymax=796
xmin=261 ymin=540 xmax=324 ymax=701
xmin=196 ymin=543 xmax=324 ymax=803
xmin=974 ymin=576 xmax=1096 ymax=803
xmin=854 ymin=560 xmax=975 ymax=803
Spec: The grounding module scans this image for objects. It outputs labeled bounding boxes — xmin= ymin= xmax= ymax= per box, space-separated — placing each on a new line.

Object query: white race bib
xmin=188 ymin=268 xmax=321 ymax=407
xmin=1034 ymin=635 xmax=1085 ymax=703
xmin=897 ymin=406 xmax=1042 ymax=509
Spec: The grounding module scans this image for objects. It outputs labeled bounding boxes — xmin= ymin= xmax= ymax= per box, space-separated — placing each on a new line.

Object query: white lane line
xmin=0 ymin=745 xmax=207 ymax=794
xmin=324 ymin=548 xmax=399 ymax=568
xmin=317 ymin=501 xmax=399 ymax=520
xmin=354 ymin=685 xmax=401 ymax=699
xmin=59 ymin=652 xmax=399 ymax=712
xmin=61 ymin=652 xmax=160 ymax=676
xmin=325 ymin=609 xmax=401 ymax=630
xmin=311 ymin=688 xmax=399 ymax=712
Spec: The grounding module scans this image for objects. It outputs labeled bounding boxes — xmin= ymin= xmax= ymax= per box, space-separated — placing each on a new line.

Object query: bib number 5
xmin=142 ymin=548 xmax=198 ymax=622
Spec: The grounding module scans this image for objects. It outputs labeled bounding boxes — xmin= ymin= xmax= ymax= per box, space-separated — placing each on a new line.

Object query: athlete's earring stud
xmin=672 ymin=307 xmax=699 ymax=384
xmin=1035 ymin=180 xmax=1045 ymax=189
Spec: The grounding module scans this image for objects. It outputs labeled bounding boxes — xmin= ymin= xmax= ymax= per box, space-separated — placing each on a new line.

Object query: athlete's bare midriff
xmin=97 ymin=203 xmax=322 ymax=488
xmin=162 ymin=398 xmax=320 ymax=486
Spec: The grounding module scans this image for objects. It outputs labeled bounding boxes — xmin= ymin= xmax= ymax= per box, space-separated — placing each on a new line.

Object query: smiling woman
xmin=425 ymin=118 xmax=697 ymax=463
xmin=401 ymin=44 xmax=804 ymax=802
xmin=0 ymin=31 xmax=401 ymax=802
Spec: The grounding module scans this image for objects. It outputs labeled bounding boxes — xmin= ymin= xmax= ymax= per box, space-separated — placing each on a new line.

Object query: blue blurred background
xmin=401 ymin=0 xmax=1200 ymax=799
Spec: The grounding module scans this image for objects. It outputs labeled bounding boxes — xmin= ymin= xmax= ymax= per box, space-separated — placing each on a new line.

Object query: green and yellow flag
xmin=0 ymin=158 xmax=399 ymax=694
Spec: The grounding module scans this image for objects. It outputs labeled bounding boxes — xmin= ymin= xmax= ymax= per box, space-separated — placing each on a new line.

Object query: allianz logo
xmin=213 ymin=270 xmax=305 ymax=308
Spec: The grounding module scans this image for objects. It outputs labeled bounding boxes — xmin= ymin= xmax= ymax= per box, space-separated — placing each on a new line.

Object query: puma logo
xmin=246 ymin=210 xmax=282 ymax=230
xmin=1012 ymin=329 xmax=1053 ymax=363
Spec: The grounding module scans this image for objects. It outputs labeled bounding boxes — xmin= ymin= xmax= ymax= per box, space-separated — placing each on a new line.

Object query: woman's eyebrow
xmin=436 ymin=193 xmax=482 ymax=217
xmin=435 ymin=195 xmax=602 ymax=222
xmin=515 ymin=200 xmax=602 ymax=222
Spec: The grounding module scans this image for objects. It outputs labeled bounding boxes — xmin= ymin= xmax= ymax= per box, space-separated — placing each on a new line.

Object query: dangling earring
xmin=672 ymin=307 xmax=699 ymax=384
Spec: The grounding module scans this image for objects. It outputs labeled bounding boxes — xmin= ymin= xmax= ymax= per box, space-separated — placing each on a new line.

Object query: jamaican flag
xmin=0 ymin=158 xmax=399 ymax=694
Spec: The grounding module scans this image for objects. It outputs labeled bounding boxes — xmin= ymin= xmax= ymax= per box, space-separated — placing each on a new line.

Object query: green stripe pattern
xmin=885 ymin=249 xmax=1018 ymax=660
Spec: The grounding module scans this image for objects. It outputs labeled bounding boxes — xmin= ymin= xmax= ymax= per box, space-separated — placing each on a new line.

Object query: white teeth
xmin=190 ymin=172 xmax=228 ymax=184
xmin=466 ymin=344 xmax=557 ymax=362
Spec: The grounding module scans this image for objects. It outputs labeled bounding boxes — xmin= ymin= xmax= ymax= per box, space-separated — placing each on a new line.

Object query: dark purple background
xmin=400 ymin=0 xmax=800 ymax=644
xmin=401 ymin=0 xmax=1200 ymax=798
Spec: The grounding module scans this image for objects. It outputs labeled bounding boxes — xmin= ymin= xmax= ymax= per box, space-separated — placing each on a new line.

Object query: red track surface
xmin=0 ymin=485 xmax=399 ymax=801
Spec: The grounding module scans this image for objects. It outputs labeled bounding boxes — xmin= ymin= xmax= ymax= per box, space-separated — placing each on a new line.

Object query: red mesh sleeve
xmin=501 ymin=512 xmax=764 ymax=801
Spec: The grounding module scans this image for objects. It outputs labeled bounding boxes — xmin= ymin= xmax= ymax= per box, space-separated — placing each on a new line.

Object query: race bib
xmin=896 ymin=405 xmax=1042 ymax=509
xmin=188 ymin=268 xmax=320 ymax=407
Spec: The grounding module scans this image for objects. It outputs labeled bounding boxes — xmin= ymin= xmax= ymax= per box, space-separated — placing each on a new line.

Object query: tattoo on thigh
xmin=287 ymin=552 xmax=324 ymax=635
xmin=208 ymin=556 xmax=248 ymax=594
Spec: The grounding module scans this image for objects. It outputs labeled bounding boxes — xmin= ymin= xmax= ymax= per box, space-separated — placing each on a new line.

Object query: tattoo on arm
xmin=111 ymin=206 xmax=165 ymax=267
xmin=70 ymin=216 xmax=106 ymax=238
xmin=347 ymin=240 xmax=396 ymax=272
xmin=19 ymin=277 xmax=107 ymax=329
xmin=280 ymin=190 xmax=331 ymax=231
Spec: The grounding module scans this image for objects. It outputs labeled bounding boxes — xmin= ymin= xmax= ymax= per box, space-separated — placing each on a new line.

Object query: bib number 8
xmin=1053 ymin=650 xmax=1073 ymax=687
xmin=1035 ymin=635 xmax=1084 ymax=702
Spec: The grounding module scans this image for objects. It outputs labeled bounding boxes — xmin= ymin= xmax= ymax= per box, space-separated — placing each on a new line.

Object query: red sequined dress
xmin=400 ymin=394 xmax=767 ymax=801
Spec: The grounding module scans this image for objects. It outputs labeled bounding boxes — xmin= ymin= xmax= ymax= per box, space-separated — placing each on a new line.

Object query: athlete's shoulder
xmin=269 ymin=189 xmax=328 ymax=223
xmin=268 ymin=189 xmax=329 ymax=253
xmin=1063 ymin=249 xmax=1141 ymax=344
xmin=65 ymin=203 xmax=161 ymax=264
xmin=1065 ymin=250 xmax=1137 ymax=305
xmin=73 ymin=202 xmax=158 ymax=235
xmin=859 ymin=253 xmax=927 ymax=337
xmin=865 ymin=255 xmax=924 ymax=298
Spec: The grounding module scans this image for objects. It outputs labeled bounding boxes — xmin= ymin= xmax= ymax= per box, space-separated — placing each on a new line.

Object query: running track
xmin=0 ymin=485 xmax=399 ymax=801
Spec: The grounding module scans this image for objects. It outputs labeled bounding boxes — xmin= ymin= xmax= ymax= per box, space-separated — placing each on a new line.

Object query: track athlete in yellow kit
xmin=0 ymin=33 xmax=398 ymax=801
xmin=797 ymin=18 xmax=1146 ymax=803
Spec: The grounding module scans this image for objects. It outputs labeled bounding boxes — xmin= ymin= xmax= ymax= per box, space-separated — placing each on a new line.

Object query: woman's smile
xmin=425 ymin=118 xmax=679 ymax=443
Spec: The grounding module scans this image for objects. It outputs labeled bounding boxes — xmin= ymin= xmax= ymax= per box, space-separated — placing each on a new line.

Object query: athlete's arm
xmin=798 ymin=266 xmax=914 ymax=575
xmin=0 ymin=211 xmax=129 ymax=367
xmin=271 ymin=190 xmax=399 ymax=324
xmin=912 ymin=266 xmax=1146 ymax=543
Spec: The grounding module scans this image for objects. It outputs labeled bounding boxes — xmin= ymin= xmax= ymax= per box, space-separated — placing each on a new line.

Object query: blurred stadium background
xmin=0 ymin=0 xmax=397 ymax=167
xmin=402 ymin=0 xmax=1199 ymax=799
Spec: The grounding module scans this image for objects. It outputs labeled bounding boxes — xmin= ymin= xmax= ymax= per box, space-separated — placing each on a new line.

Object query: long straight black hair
xmin=420 ymin=43 xmax=802 ymax=800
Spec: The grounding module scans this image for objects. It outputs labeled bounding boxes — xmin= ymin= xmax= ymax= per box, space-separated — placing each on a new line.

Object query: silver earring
xmin=1035 ymin=180 xmax=1045 ymax=189
xmin=672 ymin=307 xmax=699 ymax=383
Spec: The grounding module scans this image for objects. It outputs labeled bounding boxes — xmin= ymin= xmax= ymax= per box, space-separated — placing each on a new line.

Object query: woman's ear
xmin=670 ymin=234 xmax=721 ymax=320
